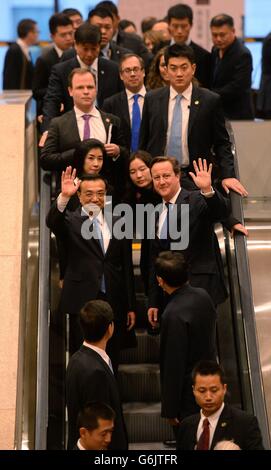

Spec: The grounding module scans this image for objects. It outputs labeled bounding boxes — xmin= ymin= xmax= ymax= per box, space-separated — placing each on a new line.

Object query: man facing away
xmin=66 ymin=300 xmax=128 ymax=450
xmin=177 ymin=360 xmax=264 ymax=450
xmin=156 ymin=251 xmax=217 ymax=436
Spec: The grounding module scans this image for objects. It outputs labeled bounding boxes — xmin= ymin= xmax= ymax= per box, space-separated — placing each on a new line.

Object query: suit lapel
xmin=121 ymin=91 xmax=131 ymax=131
xmin=73 ymin=207 xmax=105 ymax=257
xmin=188 ymin=86 xmax=201 ymax=135
xmin=160 ymin=87 xmax=170 ymax=134
xmin=211 ymin=405 xmax=231 ymax=449
xmin=67 ymin=109 xmax=80 ymax=141
xmin=100 ymin=110 xmax=113 ymax=141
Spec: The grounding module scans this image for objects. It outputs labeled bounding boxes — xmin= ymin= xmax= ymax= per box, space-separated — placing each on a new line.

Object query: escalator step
xmin=118 ymin=364 xmax=161 ymax=402
xmin=120 ymin=329 xmax=160 ymax=364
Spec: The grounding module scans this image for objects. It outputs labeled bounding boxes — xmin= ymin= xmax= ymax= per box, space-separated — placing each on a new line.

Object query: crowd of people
xmin=3 ymin=1 xmax=265 ymax=451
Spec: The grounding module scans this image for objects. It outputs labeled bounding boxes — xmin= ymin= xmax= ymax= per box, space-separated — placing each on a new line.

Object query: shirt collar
xmin=169 ymin=82 xmax=192 ymax=101
xmin=74 ymin=105 xmax=100 ymax=119
xmin=76 ymin=55 xmax=98 ymax=72
xmin=83 ymin=341 xmax=110 ymax=366
xmin=200 ymin=402 xmax=225 ymax=424
xmin=126 ymin=85 xmax=146 ymax=101
xmin=163 ymin=187 xmax=181 ymax=207
xmin=77 ymin=439 xmax=86 ymax=450
xmin=16 ymin=38 xmax=30 ymax=58
xmin=170 ymin=37 xmax=191 ymax=46
xmin=53 ymin=43 xmax=64 ymax=58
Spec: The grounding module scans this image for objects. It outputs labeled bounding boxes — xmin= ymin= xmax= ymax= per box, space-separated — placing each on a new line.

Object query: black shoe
xmin=163 ymin=439 xmax=176 ymax=447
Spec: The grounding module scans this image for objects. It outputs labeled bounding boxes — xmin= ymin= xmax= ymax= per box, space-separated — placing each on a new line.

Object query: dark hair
xmin=192 ymin=360 xmax=226 ymax=386
xmin=164 ymin=43 xmax=195 ymax=66
xmin=88 ymin=7 xmax=114 ymax=21
xmin=17 ymin=19 xmax=37 ymax=38
xmin=77 ymin=401 xmax=115 ymax=431
xmin=210 ymin=14 xmax=234 ymax=28
xmin=119 ymin=53 xmax=145 ymax=72
xmin=119 ymin=19 xmax=136 ymax=32
xmin=155 ymin=251 xmax=188 ymax=287
xmin=150 ymin=156 xmax=180 ymax=175
xmin=141 ymin=16 xmax=157 ymax=33
xmin=74 ymin=139 xmax=106 ymax=176
xmin=79 ymin=173 xmax=108 ymax=191
xmin=49 ymin=13 xmax=73 ymax=35
xmin=75 ymin=23 xmax=101 ymax=45
xmin=96 ymin=1 xmax=119 ymax=17
xmin=80 ymin=300 xmax=114 ymax=342
xmin=147 ymin=47 xmax=168 ymax=90
xmin=62 ymin=8 xmax=83 ymax=19
xmin=129 ymin=150 xmax=152 ymax=169
xmin=168 ymin=4 xmax=193 ymax=25
xmin=68 ymin=67 xmax=96 ymax=87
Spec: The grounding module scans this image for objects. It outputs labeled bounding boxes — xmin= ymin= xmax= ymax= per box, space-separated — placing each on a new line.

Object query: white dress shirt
xmin=83 ymin=341 xmax=111 ymax=367
xmin=196 ymin=403 xmax=225 ymax=449
xmin=16 ymin=38 xmax=31 ymax=60
xmin=166 ymin=83 xmax=192 ymax=167
xmin=53 ymin=43 xmax=64 ymax=58
xmin=126 ymin=85 xmax=146 ymax=123
xmin=158 ymin=188 xmax=182 ymax=238
xmin=76 ymin=55 xmax=98 ymax=89
xmin=74 ymin=105 xmax=107 ymax=143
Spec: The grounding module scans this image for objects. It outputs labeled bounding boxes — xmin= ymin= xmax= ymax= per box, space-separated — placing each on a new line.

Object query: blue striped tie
xmin=167 ymin=94 xmax=182 ymax=163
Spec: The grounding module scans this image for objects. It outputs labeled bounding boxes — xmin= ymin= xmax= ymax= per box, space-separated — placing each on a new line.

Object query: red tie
xmin=196 ymin=418 xmax=210 ymax=450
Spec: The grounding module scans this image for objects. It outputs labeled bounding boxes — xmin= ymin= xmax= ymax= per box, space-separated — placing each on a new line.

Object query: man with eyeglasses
xmin=88 ymin=7 xmax=131 ymax=63
xmin=102 ymin=54 xmax=146 ymax=151
xmin=46 ymin=169 xmax=136 ymax=368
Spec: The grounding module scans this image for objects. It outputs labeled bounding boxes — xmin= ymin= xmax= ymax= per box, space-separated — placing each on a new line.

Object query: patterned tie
xmin=167 ymin=94 xmax=182 ymax=163
xmin=82 ymin=114 xmax=91 ymax=140
xmin=196 ymin=418 xmax=210 ymax=450
xmin=131 ymin=94 xmax=141 ymax=152
xmin=159 ymin=202 xmax=170 ymax=250
xmin=93 ymin=217 xmax=106 ymax=293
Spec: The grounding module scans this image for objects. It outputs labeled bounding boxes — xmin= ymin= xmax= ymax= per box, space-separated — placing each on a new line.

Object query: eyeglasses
xmin=121 ymin=66 xmax=142 ymax=74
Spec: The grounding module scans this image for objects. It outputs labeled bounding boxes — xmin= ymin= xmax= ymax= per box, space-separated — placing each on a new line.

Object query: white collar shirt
xmin=158 ymin=187 xmax=182 ymax=237
xmin=126 ymin=85 xmax=146 ymax=123
xmin=74 ymin=105 xmax=106 ymax=143
xmin=16 ymin=38 xmax=31 ymax=60
xmin=83 ymin=341 xmax=111 ymax=367
xmin=53 ymin=43 xmax=64 ymax=58
xmin=80 ymin=207 xmax=111 ymax=252
xmin=196 ymin=403 xmax=225 ymax=449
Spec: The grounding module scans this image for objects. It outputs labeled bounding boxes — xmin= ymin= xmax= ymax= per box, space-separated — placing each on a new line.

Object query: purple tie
xmin=82 ymin=114 xmax=91 ymax=140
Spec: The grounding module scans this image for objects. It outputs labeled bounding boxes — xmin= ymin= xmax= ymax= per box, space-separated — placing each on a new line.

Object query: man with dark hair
xmin=41 ymin=22 xmax=123 ymax=131
xmin=96 ymin=0 xmax=153 ymax=69
xmin=46 ymin=167 xmax=136 ymax=364
xmin=210 ymin=14 xmax=254 ymax=120
xmin=32 ymin=13 xmax=74 ymax=116
xmin=140 ymin=43 xmax=247 ymax=196
xmin=66 ymin=300 xmax=128 ymax=450
xmin=3 ymin=18 xmax=39 ymax=90
xmin=88 ymin=7 xmax=131 ymax=62
xmin=156 ymin=251 xmax=217 ymax=435
xmin=166 ymin=3 xmax=211 ymax=87
xmin=177 ymin=360 xmax=264 ymax=450
xmin=102 ymin=53 xmax=146 ymax=150
xmin=75 ymin=401 xmax=115 ymax=450
xmin=62 ymin=8 xmax=83 ymax=30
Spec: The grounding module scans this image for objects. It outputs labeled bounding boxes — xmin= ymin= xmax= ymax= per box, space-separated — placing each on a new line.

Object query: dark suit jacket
xmin=139 ymin=85 xmax=235 ymax=180
xmin=102 ymin=90 xmax=131 ymax=149
xmin=42 ymin=56 xmax=123 ymax=131
xmin=177 ymin=403 xmax=264 ymax=450
xmin=116 ymin=31 xmax=153 ymax=71
xmin=148 ymin=188 xmax=229 ymax=306
xmin=258 ymin=33 xmax=271 ymax=114
xmin=211 ymin=38 xmax=254 ymax=120
xmin=66 ymin=345 xmax=128 ymax=450
xmin=40 ymin=108 xmax=127 ymax=198
xmin=160 ymin=284 xmax=217 ymax=420
xmin=107 ymin=41 xmax=131 ymax=62
xmin=46 ymin=204 xmax=136 ymax=318
xmin=3 ymin=43 xmax=33 ymax=90
xmin=32 ymin=45 xmax=60 ymax=115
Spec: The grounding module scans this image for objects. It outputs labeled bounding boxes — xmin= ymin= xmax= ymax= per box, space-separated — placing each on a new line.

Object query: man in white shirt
xmin=177 ymin=360 xmax=264 ymax=450
xmin=103 ymin=53 xmax=146 ymax=151
xmin=66 ymin=299 xmax=128 ymax=450
xmin=3 ymin=18 xmax=39 ymax=90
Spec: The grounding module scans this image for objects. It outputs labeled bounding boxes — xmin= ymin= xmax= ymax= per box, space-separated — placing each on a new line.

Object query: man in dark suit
xmin=88 ymin=7 xmax=131 ymax=62
xmin=140 ymin=44 xmax=247 ymax=196
xmin=46 ymin=169 xmax=136 ymax=365
xmin=3 ymin=18 xmax=39 ymax=90
xmin=32 ymin=13 xmax=74 ymax=116
xmin=75 ymin=401 xmax=115 ymax=450
xmin=42 ymin=23 xmax=123 ymax=131
xmin=257 ymin=32 xmax=271 ymax=119
xmin=148 ymin=157 xmax=229 ymax=326
xmin=177 ymin=360 xmax=264 ymax=450
xmin=66 ymin=300 xmax=128 ymax=450
xmin=167 ymin=4 xmax=211 ymax=88
xmin=95 ymin=1 xmax=153 ymax=70
xmin=41 ymin=68 xmax=127 ymax=198
xmin=210 ymin=14 xmax=254 ymax=120
xmin=102 ymin=54 xmax=146 ymax=151
xmin=156 ymin=252 xmax=217 ymax=434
